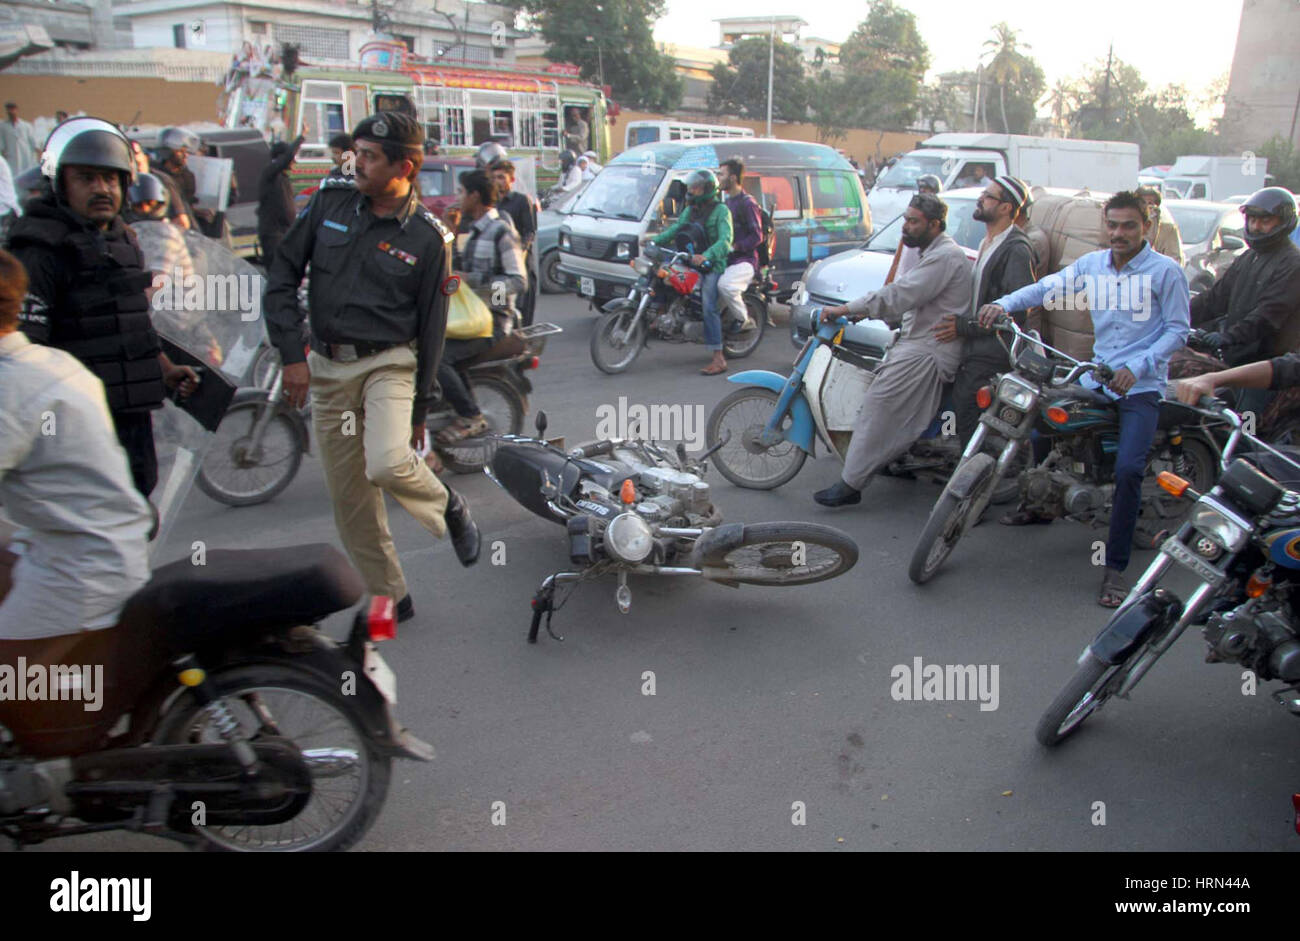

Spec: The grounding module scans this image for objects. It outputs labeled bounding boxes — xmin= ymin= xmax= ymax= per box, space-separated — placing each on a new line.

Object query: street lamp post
xmin=765 ymin=17 xmax=775 ymax=137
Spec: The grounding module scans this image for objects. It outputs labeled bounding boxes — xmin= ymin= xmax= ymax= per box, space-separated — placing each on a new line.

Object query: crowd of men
xmin=1 ymin=105 xmax=1299 ymax=645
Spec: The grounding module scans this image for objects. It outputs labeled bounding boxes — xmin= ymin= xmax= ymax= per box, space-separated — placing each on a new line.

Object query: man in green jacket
xmin=651 ymin=168 xmax=733 ymax=374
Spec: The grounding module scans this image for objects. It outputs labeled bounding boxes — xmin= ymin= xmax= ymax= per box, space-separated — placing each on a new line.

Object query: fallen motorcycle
xmin=1036 ymin=399 xmax=1300 ymax=748
xmin=589 ymin=244 xmax=771 ymax=374
xmin=485 ymin=412 xmax=860 ymax=642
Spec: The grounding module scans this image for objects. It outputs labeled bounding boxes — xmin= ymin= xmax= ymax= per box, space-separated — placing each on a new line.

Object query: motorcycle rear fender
xmin=230 ymin=387 xmax=311 ymax=455
xmin=947 ymin=453 xmax=996 ymax=499
xmin=1090 ymin=589 xmax=1183 ymax=665
xmin=726 ymin=371 xmax=816 ymax=454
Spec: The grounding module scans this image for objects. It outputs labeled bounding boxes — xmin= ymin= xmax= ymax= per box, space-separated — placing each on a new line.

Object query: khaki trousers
xmin=309 ymin=343 xmax=448 ymax=600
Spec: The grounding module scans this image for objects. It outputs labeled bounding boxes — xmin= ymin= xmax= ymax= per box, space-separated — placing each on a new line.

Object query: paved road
xmin=46 ymin=292 xmax=1300 ymax=851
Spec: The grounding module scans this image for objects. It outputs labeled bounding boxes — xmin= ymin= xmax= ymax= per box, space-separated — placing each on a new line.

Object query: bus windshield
xmin=573 ymin=165 xmax=666 ymax=220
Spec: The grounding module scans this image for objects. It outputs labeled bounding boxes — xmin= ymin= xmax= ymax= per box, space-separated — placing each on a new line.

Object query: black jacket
xmin=497 ymin=189 xmax=537 ymax=253
xmin=262 ymin=177 xmax=453 ymax=425
xmin=257 ymin=136 xmax=304 ymax=233
xmin=1191 ymin=238 xmax=1300 ymax=366
xmin=955 ymin=225 xmax=1037 ymax=346
xmin=6 ymin=194 xmax=163 ymax=412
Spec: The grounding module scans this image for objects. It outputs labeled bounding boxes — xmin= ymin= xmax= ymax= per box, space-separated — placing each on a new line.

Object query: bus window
xmin=805 ymin=171 xmax=863 ymax=219
xmin=299 ymin=81 xmax=346 ymax=158
xmin=373 ymin=94 xmax=415 ymax=118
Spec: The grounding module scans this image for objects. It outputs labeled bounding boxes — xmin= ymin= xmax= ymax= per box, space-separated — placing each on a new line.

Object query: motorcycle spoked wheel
xmin=152 ymin=664 xmax=391 ymax=852
xmin=590 ymin=303 xmax=647 ymax=374
xmin=703 ymin=521 xmax=858 ymax=586
xmin=439 ymin=376 xmax=525 ymax=474
xmin=907 ymin=453 xmax=997 ymax=585
xmin=1035 ymin=649 xmax=1126 ymax=747
xmin=720 ymin=294 xmax=768 ymax=359
xmin=706 ymin=387 xmax=808 ymax=490
xmin=196 ymin=401 xmax=305 ymax=507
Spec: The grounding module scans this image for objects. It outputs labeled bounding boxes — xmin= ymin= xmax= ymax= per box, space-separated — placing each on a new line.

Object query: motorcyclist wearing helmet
xmin=474 ymin=140 xmax=508 ymax=170
xmin=916 ymin=174 xmax=942 ymax=195
xmin=1186 ymin=187 xmax=1300 ymax=371
xmin=5 ymin=117 xmax=199 ymax=497
xmin=649 ymin=168 xmax=734 ymax=374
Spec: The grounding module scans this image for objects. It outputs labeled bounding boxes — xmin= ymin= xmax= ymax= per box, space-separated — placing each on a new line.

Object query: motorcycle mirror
xmin=535 ymin=410 xmax=548 ymax=438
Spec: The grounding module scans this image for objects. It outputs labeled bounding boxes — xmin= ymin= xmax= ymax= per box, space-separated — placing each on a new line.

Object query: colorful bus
xmin=623 ymin=120 xmax=754 ymax=151
xmin=220 ymin=40 xmax=612 ymax=196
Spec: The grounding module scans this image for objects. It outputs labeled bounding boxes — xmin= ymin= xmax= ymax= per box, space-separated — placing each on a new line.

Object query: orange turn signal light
xmin=975 ymin=386 xmax=993 ymax=410
xmin=1157 ymin=471 xmax=1190 ymax=497
xmin=1045 ymin=406 xmax=1070 ymax=424
xmin=620 ymin=479 xmax=637 ymax=504
xmin=1246 ymin=571 xmax=1273 ymax=598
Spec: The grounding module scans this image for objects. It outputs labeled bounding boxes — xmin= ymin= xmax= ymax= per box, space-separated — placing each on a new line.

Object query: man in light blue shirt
xmin=980 ymin=191 xmax=1190 ymax=607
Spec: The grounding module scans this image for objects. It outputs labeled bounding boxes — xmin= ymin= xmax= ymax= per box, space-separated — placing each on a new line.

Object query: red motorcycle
xmin=589 ymin=244 xmax=772 ymax=374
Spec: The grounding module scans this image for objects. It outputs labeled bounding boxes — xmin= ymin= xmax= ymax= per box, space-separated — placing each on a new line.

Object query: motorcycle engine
xmin=1020 ymin=465 xmax=1108 ymax=519
xmin=1203 ymin=598 xmax=1300 ymax=682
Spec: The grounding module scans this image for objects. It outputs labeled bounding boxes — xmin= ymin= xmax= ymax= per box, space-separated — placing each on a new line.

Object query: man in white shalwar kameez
xmin=814 ymin=193 xmax=973 ymax=506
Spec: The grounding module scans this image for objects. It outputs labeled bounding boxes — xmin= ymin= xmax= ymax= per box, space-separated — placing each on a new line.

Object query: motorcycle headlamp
xmin=605 ymin=512 xmax=654 ymax=564
xmin=632 ymin=256 xmax=654 ymax=276
xmin=1192 ymin=505 xmax=1250 ymax=554
xmin=997 ymin=377 xmax=1037 ymax=411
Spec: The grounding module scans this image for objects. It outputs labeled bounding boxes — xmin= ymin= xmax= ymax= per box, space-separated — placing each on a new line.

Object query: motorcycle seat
xmin=1157 ymin=399 xmax=1205 ymax=430
xmin=118 ymin=544 xmax=364 ymax=652
xmin=463 ymin=332 xmax=526 ymax=368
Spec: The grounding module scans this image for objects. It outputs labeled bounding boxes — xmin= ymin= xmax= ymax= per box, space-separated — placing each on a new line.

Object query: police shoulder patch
xmin=418 ymin=208 xmax=454 ymax=243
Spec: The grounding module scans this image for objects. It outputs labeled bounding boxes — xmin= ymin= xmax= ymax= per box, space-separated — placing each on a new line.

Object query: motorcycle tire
xmin=440 ymin=375 xmax=525 ymax=474
xmin=197 ymin=401 xmax=305 ymax=507
xmin=152 ymin=663 xmax=392 ymax=852
xmin=907 ymin=453 xmax=996 ymax=585
xmin=703 ymin=521 xmax=858 ymax=586
xmin=590 ymin=304 xmax=646 ymax=374
xmin=1035 ymin=650 xmax=1124 ymax=747
xmin=720 ymin=294 xmax=768 ymax=359
xmin=1146 ymin=437 xmax=1216 ymax=520
xmin=706 ymin=386 xmax=807 ymax=490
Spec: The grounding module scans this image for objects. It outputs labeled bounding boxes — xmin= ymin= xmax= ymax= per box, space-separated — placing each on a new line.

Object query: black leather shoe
xmin=396 ymin=594 xmax=415 ymax=623
xmin=813 ymin=481 xmax=861 ymax=507
xmin=445 ymin=488 xmax=481 ymax=566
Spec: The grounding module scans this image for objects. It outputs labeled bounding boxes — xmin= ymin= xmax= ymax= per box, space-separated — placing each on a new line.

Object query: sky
xmin=654 ymin=0 xmax=1244 ymax=100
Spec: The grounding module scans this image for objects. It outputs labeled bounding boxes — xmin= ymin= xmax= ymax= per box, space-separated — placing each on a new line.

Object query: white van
xmin=624 ymin=121 xmax=754 ymax=151
xmin=557 ymin=138 xmax=870 ymax=306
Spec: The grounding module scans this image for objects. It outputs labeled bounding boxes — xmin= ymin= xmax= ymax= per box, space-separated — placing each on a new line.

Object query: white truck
xmin=1161 ymin=155 xmax=1269 ymax=202
xmin=867 ymin=133 xmax=1140 ymax=228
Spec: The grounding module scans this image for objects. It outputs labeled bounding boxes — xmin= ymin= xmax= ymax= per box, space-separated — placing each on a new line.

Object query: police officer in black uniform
xmin=263 ymin=111 xmax=480 ymax=623
xmin=7 ymin=117 xmax=199 ymax=498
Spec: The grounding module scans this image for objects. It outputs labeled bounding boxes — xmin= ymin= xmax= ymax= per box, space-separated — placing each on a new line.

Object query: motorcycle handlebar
xmin=573 ymin=439 xmax=616 ymax=459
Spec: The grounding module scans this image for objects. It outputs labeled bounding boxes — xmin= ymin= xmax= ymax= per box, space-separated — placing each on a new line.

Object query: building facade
xmin=1221 ymin=0 xmax=1300 ymax=148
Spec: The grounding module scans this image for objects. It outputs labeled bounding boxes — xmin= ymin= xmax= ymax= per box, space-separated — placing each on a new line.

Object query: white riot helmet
xmin=40 ymin=117 xmax=136 ymax=200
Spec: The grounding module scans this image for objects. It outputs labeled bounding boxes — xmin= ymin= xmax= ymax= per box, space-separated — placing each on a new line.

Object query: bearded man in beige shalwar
xmin=814 ymin=193 xmax=974 ymax=507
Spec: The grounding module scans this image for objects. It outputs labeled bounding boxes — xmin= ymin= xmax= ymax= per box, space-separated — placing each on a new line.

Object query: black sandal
xmin=1098 ymin=568 xmax=1129 ymax=608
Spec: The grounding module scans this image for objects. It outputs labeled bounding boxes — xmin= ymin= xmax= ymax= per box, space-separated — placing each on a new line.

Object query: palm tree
xmin=982 ymin=23 xmax=1029 ymax=134
xmin=1039 ymin=79 xmax=1076 ymax=137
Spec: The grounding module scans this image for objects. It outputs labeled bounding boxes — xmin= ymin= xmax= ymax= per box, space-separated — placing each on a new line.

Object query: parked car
xmin=537 ymin=180 xmax=590 ymax=293
xmin=1163 ymin=198 xmax=1247 ymax=291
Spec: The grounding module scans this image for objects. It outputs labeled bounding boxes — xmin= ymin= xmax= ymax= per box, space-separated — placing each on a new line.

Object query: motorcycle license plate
xmin=364 ymin=642 xmax=398 ymax=704
xmin=579 ymin=277 xmax=595 ymax=297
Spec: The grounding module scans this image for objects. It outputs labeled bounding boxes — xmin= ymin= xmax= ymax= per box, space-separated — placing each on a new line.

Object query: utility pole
xmin=972 ymin=64 xmax=982 ymax=132
xmin=766 ymin=17 xmax=775 ymax=137
xmin=1101 ymin=42 xmax=1113 ymax=129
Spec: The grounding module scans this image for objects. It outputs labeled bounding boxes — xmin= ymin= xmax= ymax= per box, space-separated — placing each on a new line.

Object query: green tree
xmin=983 ymin=56 xmax=1045 ymax=135
xmin=833 ymin=0 xmax=931 ymax=131
xmin=810 ymin=69 xmax=851 ymax=143
xmin=1257 ymin=136 xmax=1300 ymax=192
xmin=707 ymin=36 xmax=809 ymax=122
xmin=981 ymin=22 xmax=1031 ymax=134
xmin=503 ymin=0 xmax=683 ymax=111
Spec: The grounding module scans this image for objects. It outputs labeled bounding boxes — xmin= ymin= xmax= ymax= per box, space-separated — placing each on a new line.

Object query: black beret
xmin=352 ymin=111 xmax=423 ymax=149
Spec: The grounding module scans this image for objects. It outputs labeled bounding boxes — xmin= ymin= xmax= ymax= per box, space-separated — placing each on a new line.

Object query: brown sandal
xmin=435 ymin=415 xmax=489 ymax=445
xmin=1098 ymin=568 xmax=1129 ymax=608
xmin=700 ymin=361 xmax=728 ymax=376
